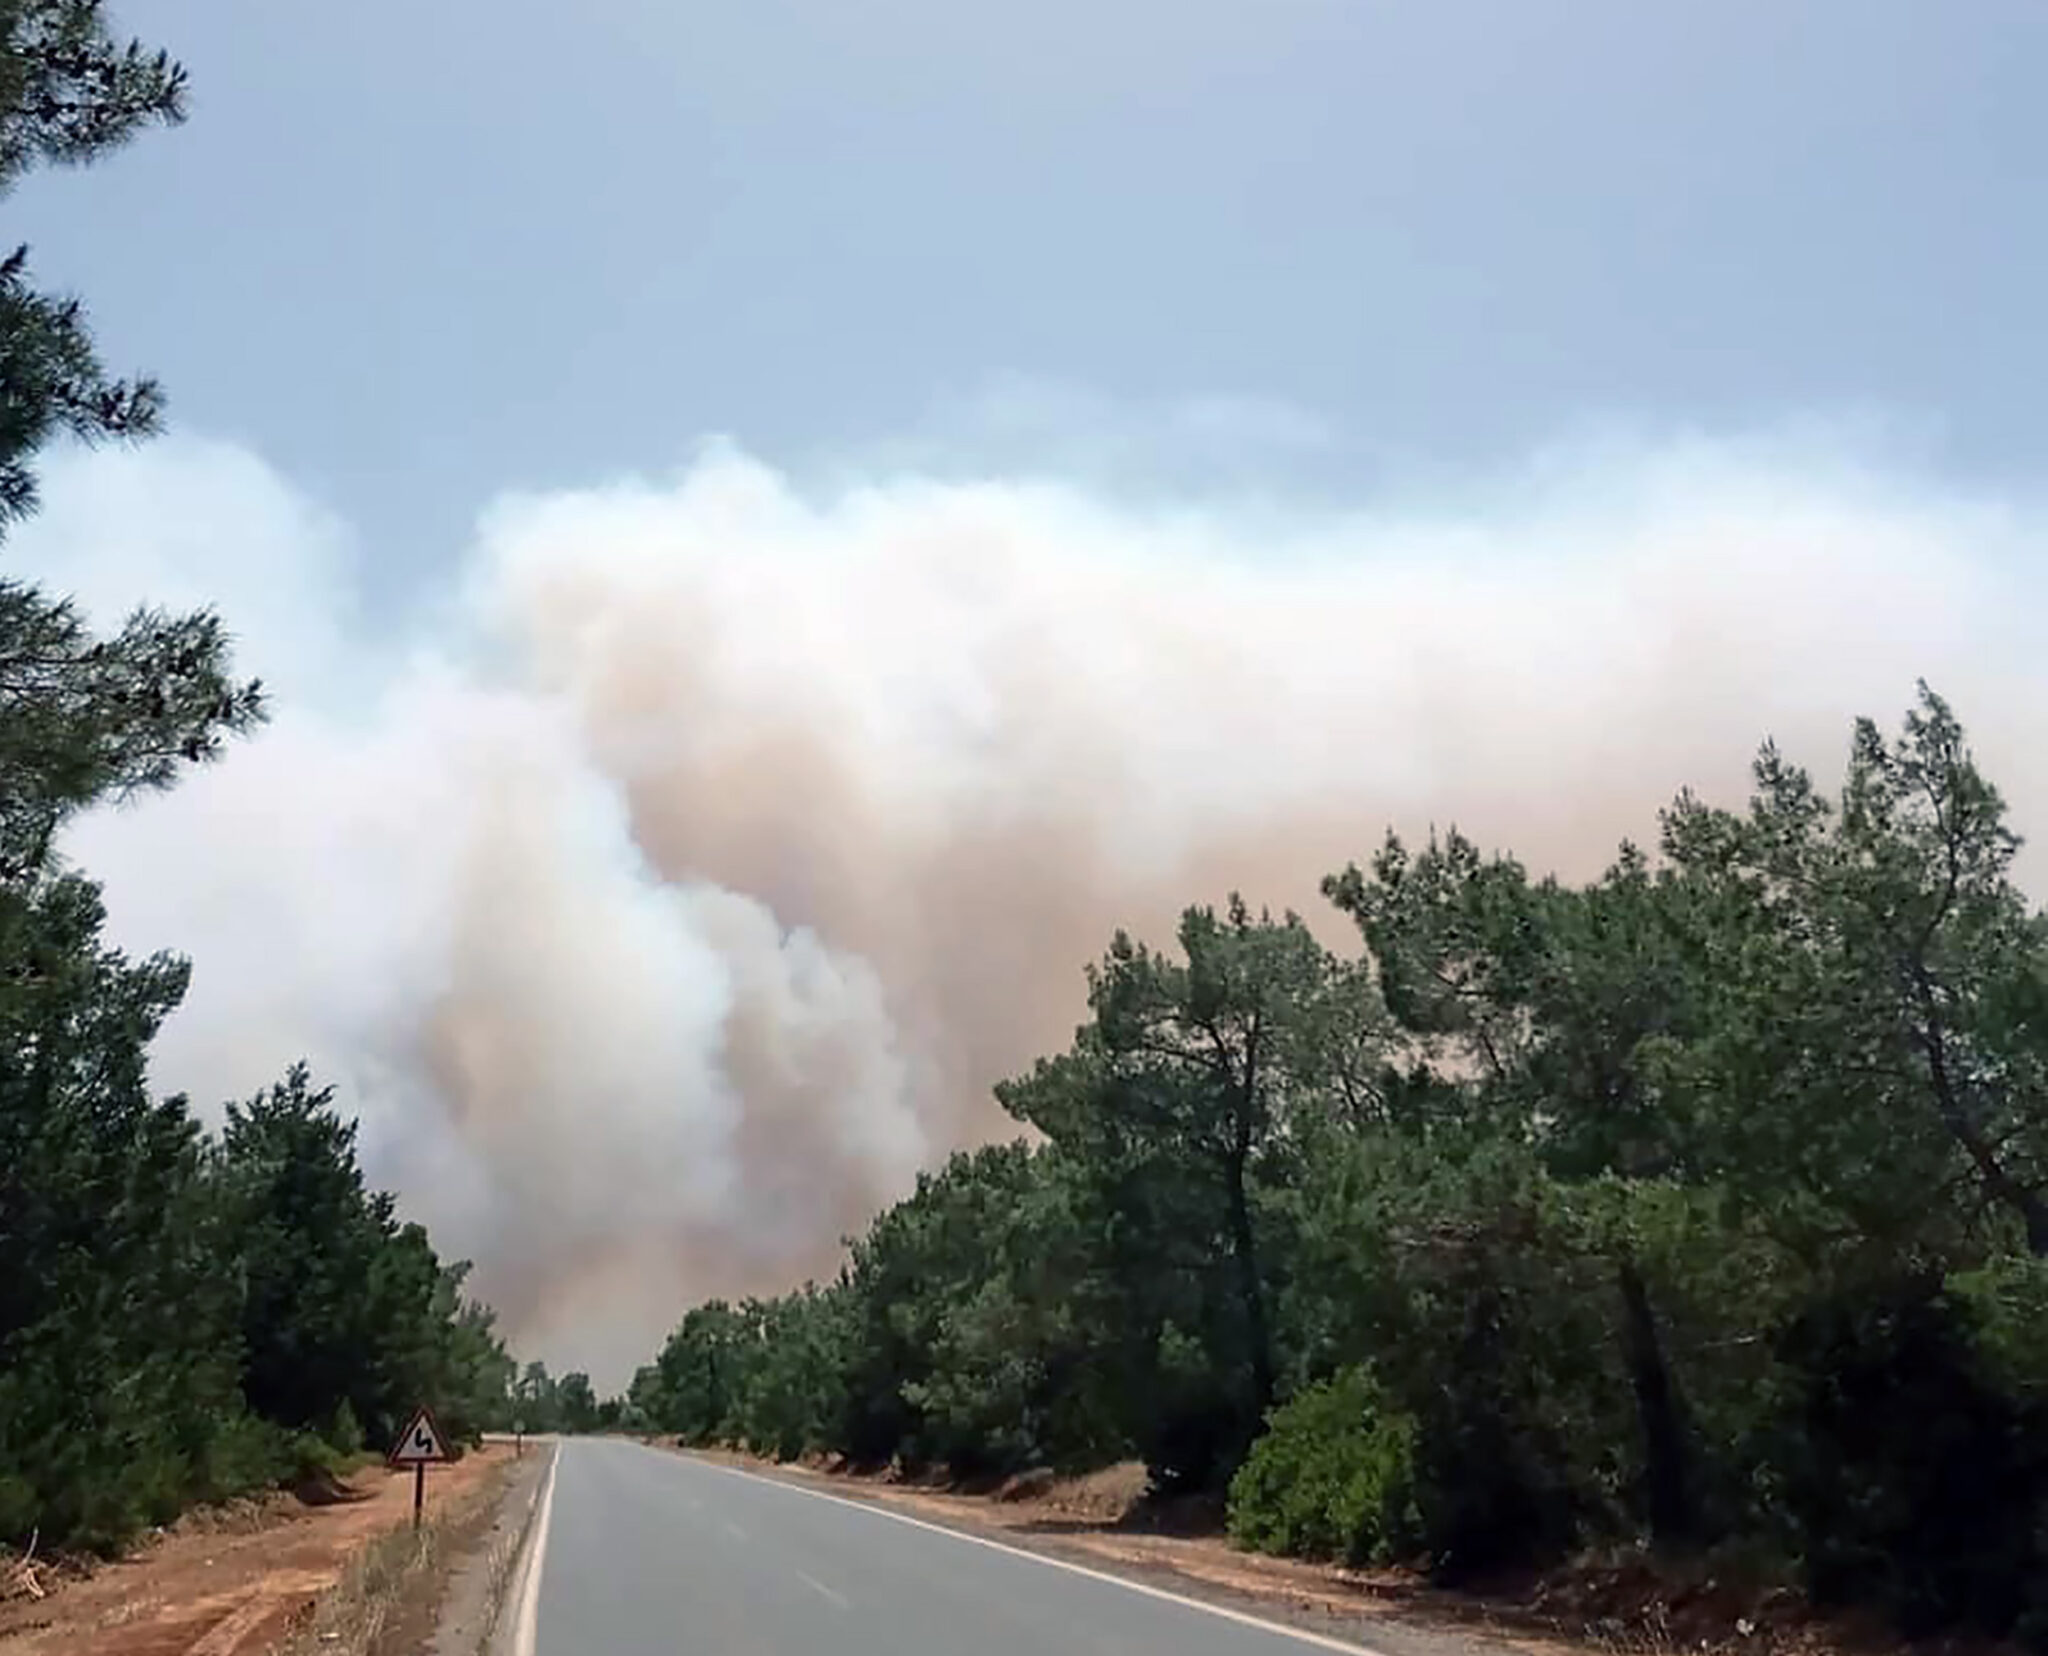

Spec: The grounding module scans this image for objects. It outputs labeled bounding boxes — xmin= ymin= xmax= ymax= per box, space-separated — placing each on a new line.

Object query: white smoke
xmin=19 ymin=422 xmax=2046 ymax=1387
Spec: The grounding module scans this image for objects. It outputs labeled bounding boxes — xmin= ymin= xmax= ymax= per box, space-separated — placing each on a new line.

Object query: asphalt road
xmin=507 ymin=1437 xmax=1377 ymax=1656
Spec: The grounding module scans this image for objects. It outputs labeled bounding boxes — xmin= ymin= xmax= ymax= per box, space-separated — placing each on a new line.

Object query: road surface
xmin=506 ymin=1437 xmax=1379 ymax=1656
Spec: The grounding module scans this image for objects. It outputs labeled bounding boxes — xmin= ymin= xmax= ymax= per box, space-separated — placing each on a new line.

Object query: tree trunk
xmin=1913 ymin=969 xmax=2048 ymax=1255
xmin=1224 ymin=1009 xmax=1277 ymax=1423
xmin=1618 ymin=1256 xmax=1695 ymax=1545
xmin=1224 ymin=1125 xmax=1274 ymax=1418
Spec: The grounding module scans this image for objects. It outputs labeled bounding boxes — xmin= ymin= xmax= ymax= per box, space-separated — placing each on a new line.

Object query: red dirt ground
xmin=0 ymin=1445 xmax=516 ymax=1656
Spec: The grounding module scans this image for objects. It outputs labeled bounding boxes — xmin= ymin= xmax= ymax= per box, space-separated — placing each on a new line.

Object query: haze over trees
xmin=0 ymin=1 xmax=523 ymax=1551
xmin=637 ymin=684 xmax=2048 ymax=1646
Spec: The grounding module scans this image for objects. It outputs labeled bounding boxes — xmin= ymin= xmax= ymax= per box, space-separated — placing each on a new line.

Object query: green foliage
xmin=210 ymin=1065 xmax=517 ymax=1455
xmin=217 ymin=1064 xmax=394 ymax=1436
xmin=509 ymin=1362 xmax=564 ymax=1435
xmin=0 ymin=2 xmax=188 ymax=526
xmin=0 ymin=584 xmax=265 ymax=883
xmin=0 ymin=2 xmax=187 ymax=188
xmin=1949 ymin=1255 xmax=2048 ymax=1402
xmin=1227 ymin=1367 xmax=1421 ymax=1565
xmin=636 ymin=686 xmax=2048 ymax=1645
xmin=557 ymin=1373 xmax=598 ymax=1435
xmin=0 ymin=4 xmax=519 ymax=1553
xmin=732 ymin=1288 xmax=847 ymax=1461
xmin=0 ymin=906 xmax=521 ymax=1546
xmin=995 ymin=899 xmax=1358 ymax=1490
xmin=0 ymin=866 xmax=243 ymax=1550
xmin=326 ymin=1399 xmax=365 ymax=1458
xmin=1764 ymin=1279 xmax=2048 ymax=1639
xmin=650 ymin=1302 xmax=751 ymax=1445
xmin=197 ymin=1414 xmax=355 ymax=1505
xmin=837 ymin=1141 xmax=1118 ymax=1478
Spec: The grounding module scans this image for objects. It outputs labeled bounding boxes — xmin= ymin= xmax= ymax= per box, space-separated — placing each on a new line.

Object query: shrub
xmin=199 ymin=1414 xmax=360 ymax=1507
xmin=1767 ymin=1279 xmax=2048 ymax=1642
xmin=1227 ymin=1367 xmax=1422 ymax=1566
xmin=326 ymin=1399 xmax=365 ymax=1458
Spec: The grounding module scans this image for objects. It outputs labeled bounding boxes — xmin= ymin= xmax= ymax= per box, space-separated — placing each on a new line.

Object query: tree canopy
xmin=638 ymin=684 xmax=2048 ymax=1646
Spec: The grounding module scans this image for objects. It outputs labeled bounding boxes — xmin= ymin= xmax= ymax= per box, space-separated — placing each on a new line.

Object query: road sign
xmin=389 ymin=1405 xmax=451 ymax=1467
xmin=389 ymin=1405 xmax=451 ymax=1528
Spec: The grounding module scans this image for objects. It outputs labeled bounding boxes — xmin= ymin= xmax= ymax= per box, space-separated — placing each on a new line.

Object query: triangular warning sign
xmin=387 ymin=1404 xmax=451 ymax=1466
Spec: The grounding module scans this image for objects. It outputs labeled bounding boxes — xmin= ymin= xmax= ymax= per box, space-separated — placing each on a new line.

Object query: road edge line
xmin=474 ymin=1443 xmax=552 ymax=1654
xmin=502 ymin=1443 xmax=559 ymax=1656
xmin=680 ymin=1451 xmax=1393 ymax=1656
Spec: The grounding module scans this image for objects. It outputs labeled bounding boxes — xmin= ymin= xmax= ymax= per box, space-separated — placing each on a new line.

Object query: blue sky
xmin=18 ymin=0 xmax=2047 ymax=585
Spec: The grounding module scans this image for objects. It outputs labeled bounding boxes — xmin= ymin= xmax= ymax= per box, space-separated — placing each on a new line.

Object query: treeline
xmin=507 ymin=1361 xmax=640 ymax=1437
xmin=0 ymin=1039 xmax=521 ymax=1548
xmin=0 ymin=4 xmax=524 ymax=1552
xmin=637 ymin=687 xmax=2048 ymax=1646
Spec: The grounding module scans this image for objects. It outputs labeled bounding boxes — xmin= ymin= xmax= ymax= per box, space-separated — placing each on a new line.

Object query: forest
xmin=633 ymin=685 xmax=2048 ymax=1646
xmin=0 ymin=4 xmax=532 ymax=1552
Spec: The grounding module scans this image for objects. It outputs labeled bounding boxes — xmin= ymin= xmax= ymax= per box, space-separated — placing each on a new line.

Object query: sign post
xmin=387 ymin=1405 xmax=453 ymax=1529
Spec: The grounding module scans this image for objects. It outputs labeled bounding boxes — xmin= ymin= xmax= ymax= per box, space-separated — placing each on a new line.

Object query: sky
xmin=17 ymin=0 xmax=2048 ymax=574
xmin=10 ymin=1 xmax=2048 ymax=1386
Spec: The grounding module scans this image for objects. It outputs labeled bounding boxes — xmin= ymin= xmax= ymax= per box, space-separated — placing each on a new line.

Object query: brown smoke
xmin=43 ymin=433 xmax=2048 ymax=1388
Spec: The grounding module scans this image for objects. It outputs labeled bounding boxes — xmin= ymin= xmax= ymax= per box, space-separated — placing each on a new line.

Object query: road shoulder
xmin=426 ymin=1440 xmax=553 ymax=1656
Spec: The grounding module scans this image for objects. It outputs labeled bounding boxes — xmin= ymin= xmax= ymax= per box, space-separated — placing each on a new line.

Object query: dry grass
xmin=272 ymin=1520 xmax=445 ymax=1656
xmin=273 ymin=1458 xmax=514 ymax=1656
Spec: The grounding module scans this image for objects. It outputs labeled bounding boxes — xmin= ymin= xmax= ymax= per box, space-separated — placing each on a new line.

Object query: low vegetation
xmin=1225 ymin=1367 xmax=1421 ymax=1566
xmin=634 ymin=685 xmax=2048 ymax=1648
xmin=277 ymin=1524 xmax=446 ymax=1656
xmin=273 ymin=1450 xmax=521 ymax=1656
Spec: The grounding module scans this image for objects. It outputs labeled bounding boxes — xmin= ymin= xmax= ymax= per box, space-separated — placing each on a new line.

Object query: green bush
xmin=1768 ymin=1282 xmax=2048 ymax=1642
xmin=1227 ymin=1367 xmax=1422 ymax=1566
xmin=127 ymin=1444 xmax=191 ymax=1531
xmin=200 ymin=1413 xmax=291 ymax=1501
xmin=0 ymin=1475 xmax=33 ymax=1543
xmin=198 ymin=1414 xmax=357 ymax=1506
xmin=326 ymin=1399 xmax=366 ymax=1458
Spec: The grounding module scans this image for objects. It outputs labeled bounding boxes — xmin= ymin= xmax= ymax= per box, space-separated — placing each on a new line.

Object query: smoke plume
xmin=23 ymin=424 xmax=2047 ymax=1387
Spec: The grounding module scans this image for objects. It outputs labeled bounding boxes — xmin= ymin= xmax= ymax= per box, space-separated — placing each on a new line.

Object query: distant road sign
xmin=389 ymin=1405 xmax=452 ymax=1467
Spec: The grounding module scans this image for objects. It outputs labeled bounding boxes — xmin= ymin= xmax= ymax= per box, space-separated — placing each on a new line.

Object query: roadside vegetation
xmin=636 ymin=685 xmax=2048 ymax=1648
xmin=0 ymin=3 xmax=525 ymax=1556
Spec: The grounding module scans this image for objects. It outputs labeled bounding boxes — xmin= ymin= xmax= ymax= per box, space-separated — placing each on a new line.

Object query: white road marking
xmin=682 ymin=1453 xmax=1391 ymax=1656
xmin=508 ymin=1445 xmax=560 ymax=1656
xmin=795 ymin=1567 xmax=850 ymax=1608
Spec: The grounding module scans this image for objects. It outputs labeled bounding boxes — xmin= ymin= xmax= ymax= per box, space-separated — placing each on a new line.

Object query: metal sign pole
xmin=413 ymin=1461 xmax=425 ymax=1529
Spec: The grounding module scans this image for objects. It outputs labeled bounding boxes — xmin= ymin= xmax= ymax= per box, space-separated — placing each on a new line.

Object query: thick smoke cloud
xmin=22 ymin=426 xmax=2046 ymax=1387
